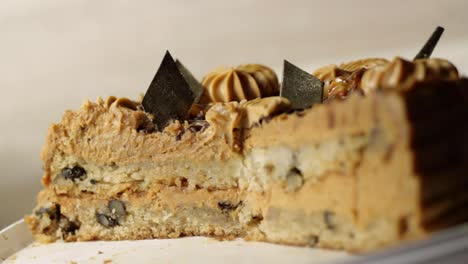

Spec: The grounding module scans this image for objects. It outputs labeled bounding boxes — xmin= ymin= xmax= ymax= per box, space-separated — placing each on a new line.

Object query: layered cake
xmin=26 ymin=28 xmax=468 ymax=252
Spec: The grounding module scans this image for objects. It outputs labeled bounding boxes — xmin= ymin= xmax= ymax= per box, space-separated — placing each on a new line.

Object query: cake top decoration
xmin=200 ymin=64 xmax=279 ymax=103
xmin=176 ymin=59 xmax=205 ymax=103
xmin=414 ymin=26 xmax=444 ymax=60
xmin=280 ymin=60 xmax=324 ymax=109
xmin=142 ymin=51 xmax=199 ymax=131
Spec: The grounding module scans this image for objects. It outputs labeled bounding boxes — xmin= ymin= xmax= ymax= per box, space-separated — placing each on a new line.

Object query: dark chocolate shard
xmin=142 ymin=51 xmax=195 ymax=131
xmin=414 ymin=26 xmax=444 ymax=60
xmin=175 ymin=59 xmax=204 ymax=103
xmin=280 ymin=60 xmax=323 ymax=109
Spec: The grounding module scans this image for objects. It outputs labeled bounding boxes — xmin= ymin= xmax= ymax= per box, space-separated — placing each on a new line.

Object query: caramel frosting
xmin=101 ymin=96 xmax=140 ymax=111
xmin=338 ymin=58 xmax=389 ymax=72
xmin=40 ymin=94 xmax=295 ymax=182
xmin=40 ymin=97 xmax=242 ymax=174
xmin=313 ymin=58 xmax=388 ymax=91
xmin=201 ymin=64 xmax=279 ymax=103
xmin=239 ymin=96 xmax=292 ymax=128
xmin=204 ymin=102 xmax=242 ymax=150
xmin=312 ymin=57 xmax=459 ymax=100
xmin=361 ymin=57 xmax=459 ymax=92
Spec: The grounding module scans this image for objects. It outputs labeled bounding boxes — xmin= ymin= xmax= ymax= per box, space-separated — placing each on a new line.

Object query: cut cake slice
xmin=26 ymin=56 xmax=468 ymax=252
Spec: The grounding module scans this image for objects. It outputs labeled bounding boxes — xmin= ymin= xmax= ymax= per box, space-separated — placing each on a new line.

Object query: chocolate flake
xmin=280 ymin=60 xmax=323 ymax=110
xmin=142 ymin=51 xmax=195 ymax=131
xmin=176 ymin=59 xmax=205 ymax=103
xmin=414 ymin=26 xmax=444 ymax=60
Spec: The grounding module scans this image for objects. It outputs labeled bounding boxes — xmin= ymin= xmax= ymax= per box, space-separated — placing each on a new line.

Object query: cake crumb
xmin=103 ymin=259 xmax=113 ymax=264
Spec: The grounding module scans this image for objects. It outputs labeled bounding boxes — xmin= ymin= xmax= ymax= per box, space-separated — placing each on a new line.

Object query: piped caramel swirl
xmin=361 ymin=57 xmax=459 ymax=92
xmin=201 ymin=64 xmax=279 ymax=103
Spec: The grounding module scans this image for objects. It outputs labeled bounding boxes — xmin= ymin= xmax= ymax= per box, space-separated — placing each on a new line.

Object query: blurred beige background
xmin=1 ymin=0 xmax=468 ymax=229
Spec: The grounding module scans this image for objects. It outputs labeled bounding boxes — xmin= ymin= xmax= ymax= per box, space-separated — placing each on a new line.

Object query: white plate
xmin=0 ymin=220 xmax=352 ymax=264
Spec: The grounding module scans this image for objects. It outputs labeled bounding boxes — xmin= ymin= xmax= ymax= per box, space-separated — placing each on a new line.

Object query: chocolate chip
xmin=59 ymin=217 xmax=80 ymax=237
xmin=63 ymin=221 xmax=79 ymax=235
xmin=218 ymin=201 xmax=242 ymax=212
xmin=280 ymin=60 xmax=323 ymax=110
xmin=179 ymin=177 xmax=189 ymax=188
xmin=90 ymin=179 xmax=97 ymax=184
xmin=96 ymin=213 xmax=118 ymax=228
xmin=60 ymin=166 xmax=87 ymax=182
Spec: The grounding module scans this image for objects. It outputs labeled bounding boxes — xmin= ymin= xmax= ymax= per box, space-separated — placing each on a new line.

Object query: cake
xmin=25 ymin=28 xmax=468 ymax=252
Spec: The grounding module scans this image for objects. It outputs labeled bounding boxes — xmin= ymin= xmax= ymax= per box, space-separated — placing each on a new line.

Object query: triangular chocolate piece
xmin=175 ymin=59 xmax=204 ymax=103
xmin=142 ymin=51 xmax=195 ymax=131
xmin=414 ymin=26 xmax=444 ymax=60
xmin=280 ymin=60 xmax=323 ymax=110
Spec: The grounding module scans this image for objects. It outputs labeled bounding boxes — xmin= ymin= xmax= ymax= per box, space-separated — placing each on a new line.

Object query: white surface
xmin=0 ymin=220 xmax=33 ymax=263
xmin=1 ymin=0 xmax=468 ymax=229
xmin=0 ymin=220 xmax=352 ymax=264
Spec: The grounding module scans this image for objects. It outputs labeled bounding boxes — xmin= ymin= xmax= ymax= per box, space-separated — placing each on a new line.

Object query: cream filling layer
xmin=49 ymin=128 xmax=386 ymax=196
